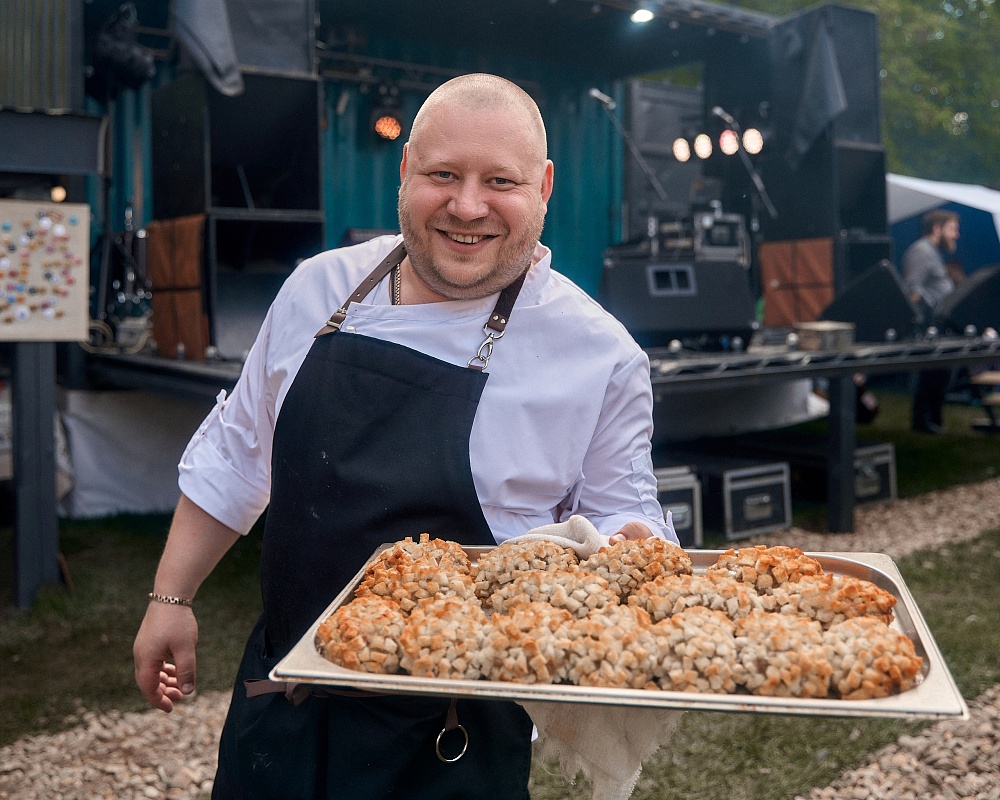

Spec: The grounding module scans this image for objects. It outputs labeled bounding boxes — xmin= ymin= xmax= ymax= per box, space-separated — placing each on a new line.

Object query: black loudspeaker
xmin=934 ymin=265 xmax=1000 ymax=335
xmin=819 ymin=261 xmax=918 ymax=342
xmin=599 ymin=258 xmax=757 ymax=347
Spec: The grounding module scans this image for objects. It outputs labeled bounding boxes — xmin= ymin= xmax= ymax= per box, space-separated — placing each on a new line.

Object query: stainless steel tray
xmin=271 ymin=547 xmax=969 ymax=720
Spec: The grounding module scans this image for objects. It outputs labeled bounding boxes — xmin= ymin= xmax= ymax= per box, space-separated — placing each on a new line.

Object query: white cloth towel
xmin=505 ymin=514 xmax=609 ymax=557
xmin=510 ymin=515 xmax=685 ymax=800
xmin=521 ymin=702 xmax=684 ymax=800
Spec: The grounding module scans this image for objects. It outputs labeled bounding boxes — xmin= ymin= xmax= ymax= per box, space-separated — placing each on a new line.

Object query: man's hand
xmin=132 ymin=494 xmax=241 ymax=711
xmin=608 ymin=521 xmax=653 ymax=543
xmin=133 ymin=602 xmax=198 ymax=712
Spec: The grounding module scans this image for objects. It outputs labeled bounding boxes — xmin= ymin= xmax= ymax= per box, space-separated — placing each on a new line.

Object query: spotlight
xmin=371 ymin=83 xmax=404 ymax=141
xmin=50 ymin=184 xmax=67 ymax=203
xmin=672 ymin=137 xmax=691 ymax=163
xmin=373 ymin=111 xmax=403 ymax=141
xmin=693 ymin=133 xmax=713 ymax=159
xmin=719 ymin=129 xmax=739 ymax=156
xmin=630 ymin=8 xmax=654 ymax=23
xmin=742 ymin=127 xmax=764 ymax=155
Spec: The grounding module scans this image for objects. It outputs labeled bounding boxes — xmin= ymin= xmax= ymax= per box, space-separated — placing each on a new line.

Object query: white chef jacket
xmin=179 ymin=235 xmax=675 ymax=544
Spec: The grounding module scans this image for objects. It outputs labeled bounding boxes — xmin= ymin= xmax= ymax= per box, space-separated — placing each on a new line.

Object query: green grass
xmin=0 ymin=514 xmax=263 ymax=747
xmin=0 ymin=384 xmax=998 ymax=799
xmin=747 ymin=387 xmax=1000 ymax=534
xmin=814 ymin=387 xmax=999 ymax=497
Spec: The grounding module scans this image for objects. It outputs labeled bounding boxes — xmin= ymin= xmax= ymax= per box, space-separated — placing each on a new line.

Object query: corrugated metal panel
xmin=0 ymin=0 xmax=82 ymax=111
xmin=320 ymin=40 xmax=622 ymax=295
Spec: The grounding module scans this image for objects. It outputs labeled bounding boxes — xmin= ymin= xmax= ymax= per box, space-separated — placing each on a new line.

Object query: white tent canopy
xmin=887 ymin=172 xmax=1000 ymax=233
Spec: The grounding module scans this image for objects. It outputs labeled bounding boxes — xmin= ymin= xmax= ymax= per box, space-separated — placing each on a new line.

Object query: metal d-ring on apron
xmin=223 ymin=242 xmax=533 ymax=798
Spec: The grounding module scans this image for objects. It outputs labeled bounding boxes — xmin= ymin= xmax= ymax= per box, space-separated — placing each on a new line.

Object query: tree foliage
xmin=737 ymin=0 xmax=1000 ymax=186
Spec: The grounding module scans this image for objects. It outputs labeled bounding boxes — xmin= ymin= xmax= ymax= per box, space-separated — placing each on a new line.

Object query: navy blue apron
xmin=213 ymin=244 xmax=533 ymax=799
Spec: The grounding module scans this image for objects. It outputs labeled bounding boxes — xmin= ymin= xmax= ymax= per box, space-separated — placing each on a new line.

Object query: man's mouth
xmin=445 ymin=232 xmax=492 ymax=245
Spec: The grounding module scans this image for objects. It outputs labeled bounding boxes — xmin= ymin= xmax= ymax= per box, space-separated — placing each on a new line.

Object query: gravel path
xmin=1 ymin=477 xmax=999 ymax=800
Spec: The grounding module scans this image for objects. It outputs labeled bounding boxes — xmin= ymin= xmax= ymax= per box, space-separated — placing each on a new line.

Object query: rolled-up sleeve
xmin=178 ymin=312 xmax=277 ymax=534
xmin=574 ymin=349 xmax=675 ymax=543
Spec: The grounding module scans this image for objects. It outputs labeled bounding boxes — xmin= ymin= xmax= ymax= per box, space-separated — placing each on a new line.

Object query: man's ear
xmin=399 ymin=142 xmax=410 ymax=182
xmin=540 ymin=160 xmax=554 ymax=206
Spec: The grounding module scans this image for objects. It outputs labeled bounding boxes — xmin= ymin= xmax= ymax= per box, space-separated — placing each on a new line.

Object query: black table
xmin=646 ymin=335 xmax=1000 ymax=532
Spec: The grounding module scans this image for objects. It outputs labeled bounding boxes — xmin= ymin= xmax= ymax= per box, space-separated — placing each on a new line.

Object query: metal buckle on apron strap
xmin=467 ymin=324 xmax=503 ymax=371
xmin=467 ymin=269 xmax=527 ymax=371
xmin=244 ymin=681 xmax=470 ymax=763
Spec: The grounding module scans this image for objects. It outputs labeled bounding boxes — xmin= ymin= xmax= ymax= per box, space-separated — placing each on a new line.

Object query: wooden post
xmin=12 ymin=341 xmax=60 ymax=608
xmin=826 ymin=374 xmax=857 ymax=533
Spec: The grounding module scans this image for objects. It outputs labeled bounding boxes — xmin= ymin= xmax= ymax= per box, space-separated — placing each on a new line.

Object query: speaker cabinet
xmin=759 ymin=238 xmax=834 ymax=327
xmin=820 ymin=261 xmax=918 ymax=342
xmin=769 ymin=5 xmax=882 ymax=149
xmin=934 ymin=265 xmax=1000 ymax=335
xmin=599 ymin=257 xmax=757 ymax=347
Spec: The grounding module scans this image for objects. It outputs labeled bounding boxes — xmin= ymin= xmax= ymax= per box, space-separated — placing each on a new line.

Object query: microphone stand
xmin=596 ymin=101 xmax=671 ymax=254
xmin=716 ymin=113 xmax=778 ymax=220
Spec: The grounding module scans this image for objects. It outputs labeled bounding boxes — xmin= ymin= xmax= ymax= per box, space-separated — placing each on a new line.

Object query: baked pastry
xmin=486 ymin=566 xmax=618 ymax=619
xmin=825 ymin=616 xmax=923 ymax=699
xmin=706 ymin=545 xmax=824 ymax=594
xmin=770 ymin=573 xmax=897 ymax=629
xmin=473 ymin=538 xmax=580 ymax=601
xmin=315 ymin=594 xmax=406 ymax=674
xmin=398 ymin=595 xmax=491 ymax=680
xmin=354 ymin=534 xmax=476 ymax=613
xmin=484 ymin=601 xmax=574 ymax=684
xmin=319 ymin=534 xmax=923 ymax=702
xmin=562 ymin=604 xmax=661 ymax=689
xmin=735 ymin=610 xmax=832 ymax=698
xmin=654 ymin=607 xmax=744 ymax=693
xmin=579 ymin=537 xmax=693 ymax=600
xmin=628 ymin=572 xmax=764 ymax=622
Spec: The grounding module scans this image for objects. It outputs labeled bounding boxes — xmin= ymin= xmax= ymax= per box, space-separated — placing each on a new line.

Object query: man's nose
xmin=447 ymin=182 xmax=489 ymax=220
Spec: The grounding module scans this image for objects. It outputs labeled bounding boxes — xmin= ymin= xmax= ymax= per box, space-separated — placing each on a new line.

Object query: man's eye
xmin=492 ymin=177 xmax=513 ymax=186
xmin=433 ymin=171 xmax=453 ymax=179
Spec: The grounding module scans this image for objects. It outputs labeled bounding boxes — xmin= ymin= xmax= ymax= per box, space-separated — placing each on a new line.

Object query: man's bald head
xmin=408 ymin=73 xmax=547 ymax=163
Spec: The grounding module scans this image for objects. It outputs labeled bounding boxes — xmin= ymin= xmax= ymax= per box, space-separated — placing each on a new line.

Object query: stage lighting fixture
xmin=630 ymin=8 xmax=654 ymax=23
xmin=719 ymin=129 xmax=739 ymax=156
xmin=672 ymin=137 xmax=691 ymax=163
xmin=693 ymin=133 xmax=713 ymax=159
xmin=371 ymin=83 xmax=404 ymax=141
xmin=373 ymin=110 xmax=403 ymax=141
xmin=742 ymin=128 xmax=764 ymax=155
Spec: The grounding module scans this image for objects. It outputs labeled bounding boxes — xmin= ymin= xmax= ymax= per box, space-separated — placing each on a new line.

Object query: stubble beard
xmin=397 ymin=190 xmax=545 ymax=301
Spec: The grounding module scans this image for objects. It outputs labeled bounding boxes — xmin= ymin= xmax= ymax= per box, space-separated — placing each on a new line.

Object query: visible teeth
xmin=450 ymin=233 xmax=483 ymax=244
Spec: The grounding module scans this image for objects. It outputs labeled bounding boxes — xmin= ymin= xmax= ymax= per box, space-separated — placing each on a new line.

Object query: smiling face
xmin=397 ymin=76 xmax=554 ymax=303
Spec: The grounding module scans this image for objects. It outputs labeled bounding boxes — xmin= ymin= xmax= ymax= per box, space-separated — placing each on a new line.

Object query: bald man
xmin=134 ymin=74 xmax=674 ymax=798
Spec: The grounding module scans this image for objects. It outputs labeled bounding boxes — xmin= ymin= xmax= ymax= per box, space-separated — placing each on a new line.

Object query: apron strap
xmin=315 ymin=242 xmax=407 ymax=337
xmin=314 ymin=240 xmax=530 ymax=371
xmin=245 ymin=678 xmax=383 ymax=706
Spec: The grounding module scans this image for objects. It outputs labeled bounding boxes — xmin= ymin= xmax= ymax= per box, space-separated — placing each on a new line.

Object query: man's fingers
xmin=173 ymin=653 xmax=197 ymax=696
xmin=133 ymin=605 xmax=199 ymax=711
xmin=609 ymin=521 xmax=654 ymax=542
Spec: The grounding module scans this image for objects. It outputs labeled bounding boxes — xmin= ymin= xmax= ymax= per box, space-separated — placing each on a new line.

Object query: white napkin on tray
xmin=504 ymin=514 xmax=609 ymax=557
xmin=509 ymin=515 xmax=685 ymax=800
